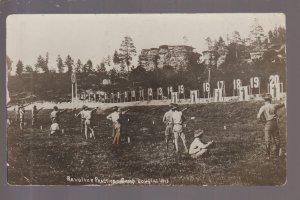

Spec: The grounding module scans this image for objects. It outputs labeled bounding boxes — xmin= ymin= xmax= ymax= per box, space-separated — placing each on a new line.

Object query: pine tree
xmin=119 ymin=36 xmax=137 ymax=72
xmin=248 ymin=18 xmax=265 ymax=47
xmin=83 ymin=59 xmax=93 ymax=73
xmin=42 ymin=52 xmax=49 ymax=73
xmin=35 ymin=55 xmax=45 ymax=73
xmin=97 ymin=62 xmax=106 ymax=73
xmin=75 ymin=59 xmax=83 ymax=73
xmin=56 ymin=55 xmax=65 ymax=73
xmin=25 ymin=65 xmax=34 ymax=73
xmin=16 ymin=60 xmax=24 ymax=76
xmin=113 ymin=50 xmax=120 ymax=64
xmin=64 ymin=55 xmax=74 ymax=73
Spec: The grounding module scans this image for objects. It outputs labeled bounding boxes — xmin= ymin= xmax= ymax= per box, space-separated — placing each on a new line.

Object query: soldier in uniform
xmin=257 ymin=93 xmax=285 ymax=159
xmin=106 ymin=106 xmax=129 ymax=145
xmin=82 ymin=106 xmax=98 ymax=140
xmin=50 ymin=106 xmax=66 ymax=124
xmin=32 ymin=105 xmax=43 ymax=129
xmin=171 ymin=104 xmax=188 ymax=153
xmin=75 ymin=105 xmax=88 ymax=135
xmin=19 ymin=105 xmax=25 ymax=130
xmin=162 ymin=103 xmax=174 ymax=150
xmin=189 ymin=129 xmax=214 ymax=158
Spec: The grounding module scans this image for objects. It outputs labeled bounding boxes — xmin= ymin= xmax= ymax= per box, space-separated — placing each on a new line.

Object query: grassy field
xmin=7 ymin=101 xmax=286 ymax=185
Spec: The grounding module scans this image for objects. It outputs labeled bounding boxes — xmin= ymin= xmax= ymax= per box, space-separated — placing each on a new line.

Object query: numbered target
xmin=269 ymin=75 xmax=280 ymax=86
xmin=171 ymin=92 xmax=178 ymax=103
xmin=190 ymin=90 xmax=198 ymax=104
xmin=203 ymin=82 xmax=210 ymax=92
xmin=250 ymin=77 xmax=260 ymax=89
xmin=214 ymin=88 xmax=223 ymax=102
xmin=233 ymin=79 xmax=242 ymax=90
xmin=157 ymin=87 xmax=163 ymax=96
xmin=217 ymin=81 xmax=225 ymax=89
xmin=178 ymin=85 xmax=184 ymax=94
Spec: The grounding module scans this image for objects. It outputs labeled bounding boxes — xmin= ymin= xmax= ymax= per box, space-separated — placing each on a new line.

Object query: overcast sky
xmin=7 ymin=13 xmax=285 ymax=74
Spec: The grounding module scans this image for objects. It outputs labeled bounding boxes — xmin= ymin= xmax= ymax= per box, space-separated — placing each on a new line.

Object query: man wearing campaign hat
xmin=162 ymin=103 xmax=175 ymax=150
xmin=257 ymin=93 xmax=285 ymax=159
xmin=189 ymin=129 xmax=214 ymax=158
xmin=106 ymin=106 xmax=129 ymax=144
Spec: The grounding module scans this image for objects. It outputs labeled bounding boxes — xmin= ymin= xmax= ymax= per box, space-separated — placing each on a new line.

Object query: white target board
xmin=202 ymin=82 xmax=210 ymax=98
xmin=238 ymin=86 xmax=250 ymax=101
xmin=190 ymin=90 xmax=198 ymax=103
xmin=171 ymin=92 xmax=178 ymax=103
xmin=250 ymin=77 xmax=260 ymax=95
xmin=214 ymin=88 xmax=224 ymax=102
xmin=268 ymin=75 xmax=281 ymax=100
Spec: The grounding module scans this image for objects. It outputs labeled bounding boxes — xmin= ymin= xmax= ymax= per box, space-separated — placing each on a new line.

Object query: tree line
xmin=7 ymin=19 xmax=286 ymax=102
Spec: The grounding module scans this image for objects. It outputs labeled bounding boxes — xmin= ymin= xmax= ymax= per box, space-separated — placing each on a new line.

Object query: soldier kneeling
xmin=189 ymin=129 xmax=214 ymax=158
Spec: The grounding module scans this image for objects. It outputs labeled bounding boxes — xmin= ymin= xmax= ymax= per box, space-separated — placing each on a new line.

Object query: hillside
xmin=7 ymin=101 xmax=286 ymax=185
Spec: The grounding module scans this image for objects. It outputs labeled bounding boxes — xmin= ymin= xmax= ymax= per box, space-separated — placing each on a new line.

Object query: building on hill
xmin=139 ymin=45 xmax=196 ymax=71
xmin=250 ymin=49 xmax=267 ymax=62
xmin=102 ymin=79 xmax=111 ymax=85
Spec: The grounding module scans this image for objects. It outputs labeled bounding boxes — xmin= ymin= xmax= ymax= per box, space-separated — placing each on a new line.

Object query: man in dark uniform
xmin=257 ymin=93 xmax=285 ymax=159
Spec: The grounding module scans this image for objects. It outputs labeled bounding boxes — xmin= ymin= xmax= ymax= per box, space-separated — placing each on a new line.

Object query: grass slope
xmin=7 ymin=101 xmax=286 ymax=185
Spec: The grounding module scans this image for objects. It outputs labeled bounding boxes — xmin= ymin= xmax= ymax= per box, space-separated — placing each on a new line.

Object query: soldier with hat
xmin=32 ymin=105 xmax=43 ymax=129
xmin=257 ymin=93 xmax=285 ymax=159
xmin=162 ymin=103 xmax=175 ymax=150
xmin=106 ymin=106 xmax=129 ymax=144
xmin=171 ymin=104 xmax=189 ymax=153
xmin=75 ymin=105 xmax=88 ymax=135
xmin=189 ymin=129 xmax=214 ymax=158
xmin=50 ymin=106 xmax=66 ymax=124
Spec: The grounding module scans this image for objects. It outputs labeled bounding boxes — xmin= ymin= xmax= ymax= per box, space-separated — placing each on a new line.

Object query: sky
xmin=6 ymin=13 xmax=285 ymax=74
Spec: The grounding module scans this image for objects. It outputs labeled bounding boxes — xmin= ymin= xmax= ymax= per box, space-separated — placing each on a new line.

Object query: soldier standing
xmin=171 ymin=104 xmax=188 ymax=153
xmin=19 ymin=105 xmax=25 ymax=130
xmin=32 ymin=105 xmax=43 ymax=129
xmin=257 ymin=93 xmax=285 ymax=159
xmin=50 ymin=106 xmax=66 ymax=124
xmin=106 ymin=106 xmax=129 ymax=145
xmin=82 ymin=106 xmax=98 ymax=140
xmin=162 ymin=103 xmax=174 ymax=150
xmin=75 ymin=105 xmax=88 ymax=135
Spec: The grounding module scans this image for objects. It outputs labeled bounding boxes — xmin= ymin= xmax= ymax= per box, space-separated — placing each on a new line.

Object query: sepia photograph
xmin=6 ymin=13 xmax=287 ymax=185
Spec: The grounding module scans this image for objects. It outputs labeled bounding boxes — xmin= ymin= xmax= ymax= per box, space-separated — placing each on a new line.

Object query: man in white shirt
xmin=50 ymin=106 xmax=66 ymax=124
xmin=171 ymin=104 xmax=188 ymax=153
xmin=50 ymin=122 xmax=60 ymax=135
xmin=162 ymin=103 xmax=174 ymax=150
xmin=189 ymin=129 xmax=214 ymax=158
xmin=19 ymin=105 xmax=25 ymax=130
xmin=76 ymin=105 xmax=97 ymax=140
xmin=106 ymin=106 xmax=129 ymax=144
xmin=75 ymin=105 xmax=88 ymax=135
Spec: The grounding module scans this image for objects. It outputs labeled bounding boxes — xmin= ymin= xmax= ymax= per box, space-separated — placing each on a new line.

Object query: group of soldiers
xmin=163 ymin=103 xmax=214 ymax=158
xmin=50 ymin=105 xmax=129 ymax=145
xmin=8 ymin=92 xmax=285 ymax=160
xmin=9 ymin=103 xmax=43 ymax=130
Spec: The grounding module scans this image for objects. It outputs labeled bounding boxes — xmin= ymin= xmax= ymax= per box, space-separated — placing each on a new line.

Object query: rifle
xmin=37 ymin=107 xmax=44 ymax=113
xmin=121 ymin=109 xmax=130 ymax=114
xmin=181 ymin=107 xmax=190 ymax=112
